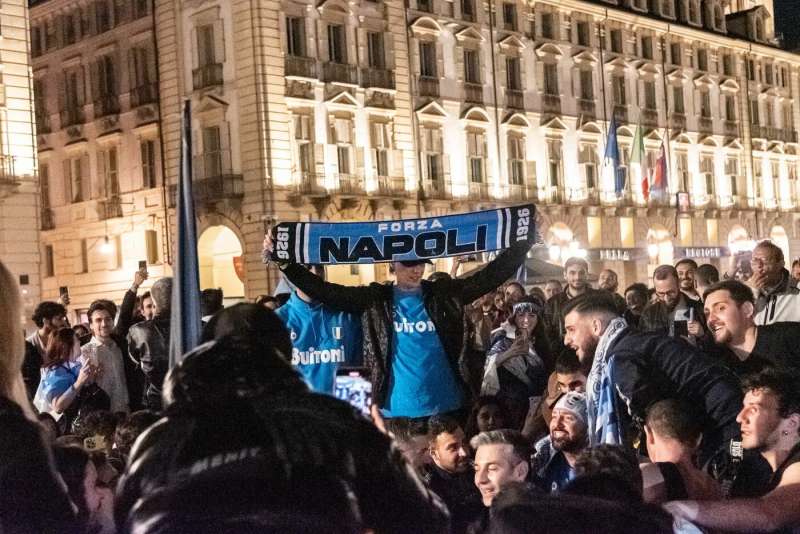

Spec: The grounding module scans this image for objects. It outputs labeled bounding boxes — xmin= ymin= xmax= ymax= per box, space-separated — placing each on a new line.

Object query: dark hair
xmin=255 ymin=294 xmax=278 ymax=307
xmin=43 ymin=327 xmax=78 ymax=369
xmin=32 ymin=301 xmax=67 ymax=328
xmin=674 ymin=258 xmax=698 ymax=270
xmin=645 ymin=399 xmax=703 ymax=447
xmin=528 ymin=287 xmax=546 ymax=301
xmin=561 ymin=292 xmax=620 ymax=320
xmin=465 ymin=396 xmax=510 ymax=438
xmin=754 ymin=240 xmax=784 ymax=264
xmin=201 ymin=303 xmax=292 ymax=361
xmin=574 ymin=445 xmax=643 ymax=497
xmin=624 ymin=283 xmax=649 ymax=299
xmin=792 ymin=259 xmax=800 ymax=269
xmin=114 ymin=410 xmax=160 ymax=457
xmin=702 ymin=280 xmax=755 ymax=306
xmin=75 ymin=410 xmax=119 ymax=445
xmin=505 ymin=281 xmax=525 ymax=294
xmin=470 ymin=429 xmax=531 ymax=466
xmin=554 ymin=351 xmax=582 ymax=375
xmin=742 ymin=368 xmax=800 ymax=419
xmin=564 ymin=473 xmax=643 ymax=505
xmin=385 ymin=417 xmax=428 ymax=444
xmin=428 ymin=271 xmax=452 ymax=282
xmin=696 ymin=264 xmax=720 ymax=286
xmin=137 ymin=291 xmax=152 ymax=307
xmin=564 ymin=257 xmax=589 ymax=271
xmin=428 ymin=415 xmax=462 ymax=441
xmin=200 ymin=288 xmax=224 ymax=316
xmin=652 ymin=265 xmax=678 ymax=283
xmin=546 ymin=279 xmax=562 ymax=287
xmin=87 ymin=299 xmax=116 ymax=323
xmin=72 ymin=323 xmax=91 ymax=346
xmin=52 ymin=444 xmax=92 ymax=526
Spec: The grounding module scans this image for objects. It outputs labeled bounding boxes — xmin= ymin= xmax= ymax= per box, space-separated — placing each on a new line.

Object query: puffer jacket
xmin=115 ymin=336 xmax=449 ymax=534
xmin=127 ymin=314 xmax=171 ymax=411
xmin=754 ymin=268 xmax=800 ymax=325
xmin=279 ymin=238 xmax=533 ymax=409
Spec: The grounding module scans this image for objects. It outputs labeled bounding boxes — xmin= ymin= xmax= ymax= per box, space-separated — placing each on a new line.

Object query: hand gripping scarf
xmin=268 ymin=204 xmax=535 ymax=265
xmin=586 ymin=316 xmax=628 ymax=447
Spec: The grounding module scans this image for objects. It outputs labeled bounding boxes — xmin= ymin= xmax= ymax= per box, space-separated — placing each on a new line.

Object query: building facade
xmin=32 ymin=0 xmax=800 ymax=307
xmin=0 ymin=0 xmax=41 ymax=323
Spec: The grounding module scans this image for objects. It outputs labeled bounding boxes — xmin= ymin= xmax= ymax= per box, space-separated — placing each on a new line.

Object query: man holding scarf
xmin=561 ymin=292 xmax=742 ymax=465
xmin=264 ymin=222 xmax=535 ymax=420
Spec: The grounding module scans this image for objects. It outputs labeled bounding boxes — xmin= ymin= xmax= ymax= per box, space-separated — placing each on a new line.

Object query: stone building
xmin=32 ymin=0 xmax=800 ymax=308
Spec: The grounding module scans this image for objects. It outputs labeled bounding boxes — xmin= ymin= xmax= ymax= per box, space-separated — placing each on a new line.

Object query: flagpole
xmin=659 ymin=32 xmax=674 ymax=203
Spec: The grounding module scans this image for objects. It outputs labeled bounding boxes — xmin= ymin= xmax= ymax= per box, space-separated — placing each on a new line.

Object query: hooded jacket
xmin=279 ymin=239 xmax=532 ymax=409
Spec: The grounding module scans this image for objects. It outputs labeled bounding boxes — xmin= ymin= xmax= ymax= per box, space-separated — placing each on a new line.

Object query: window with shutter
xmin=464 ymin=49 xmax=480 ymax=84
xmin=508 ymin=136 xmax=525 ymax=185
xmin=80 ymin=239 xmax=89 ymax=273
xmin=676 ymin=152 xmax=689 ymax=191
xmin=467 ymin=131 xmax=485 ymax=183
xmin=672 ymin=86 xmax=684 ymax=114
xmin=69 ymin=157 xmax=83 ymax=203
xmin=579 ymin=144 xmax=598 ymax=189
xmin=44 ymin=245 xmax=55 ymax=277
xmin=547 ymin=139 xmax=561 ymax=187
xmin=544 ymin=63 xmax=558 ymax=95
xmin=670 ymin=43 xmax=681 ymax=66
xmin=644 ymin=81 xmax=656 ymax=110
xmin=328 ymin=25 xmax=346 ymax=63
xmin=367 ymin=32 xmax=385 ymax=69
xmin=141 ymin=139 xmax=157 ymax=189
xmin=503 ymin=3 xmax=517 ymax=31
xmin=765 ymin=101 xmax=774 ymax=127
xmin=579 ymin=70 xmax=593 ymax=100
xmin=197 ymin=25 xmax=216 ymax=66
xmin=641 ymin=36 xmax=653 ymax=60
xmin=506 ymin=57 xmax=521 ymax=90
xmin=540 ymin=12 xmax=553 ymax=39
xmin=420 ymin=42 xmax=437 ymax=77
xmin=725 ymin=96 xmax=736 ymax=121
xmin=286 ymin=17 xmax=305 ymax=57
xmin=610 ymin=29 xmax=623 ymax=54
xmin=293 ymin=115 xmax=314 ymax=175
xmin=700 ymin=91 xmax=711 ymax=118
xmin=41 ymin=164 xmax=50 ymax=209
xmin=576 ymin=21 xmax=590 ymax=46
xmin=612 ymin=75 xmax=626 ymax=106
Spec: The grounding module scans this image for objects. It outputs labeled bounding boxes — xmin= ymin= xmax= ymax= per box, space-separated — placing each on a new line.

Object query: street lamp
xmin=100 ymin=235 xmax=113 ymax=255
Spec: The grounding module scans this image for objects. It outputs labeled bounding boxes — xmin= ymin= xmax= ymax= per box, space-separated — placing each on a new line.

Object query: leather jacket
xmin=115 ymin=336 xmax=450 ymax=533
xmin=127 ymin=314 xmax=171 ymax=411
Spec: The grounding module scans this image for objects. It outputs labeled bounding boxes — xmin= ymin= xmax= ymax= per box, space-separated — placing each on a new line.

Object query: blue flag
xmin=169 ymin=100 xmax=202 ymax=368
xmin=605 ymin=116 xmax=624 ymax=194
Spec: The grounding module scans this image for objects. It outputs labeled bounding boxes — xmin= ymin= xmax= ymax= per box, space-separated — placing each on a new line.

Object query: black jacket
xmin=0 ymin=396 xmax=80 ymax=534
xmin=115 ymin=337 xmax=449 ymax=534
xmin=423 ymin=463 xmax=483 ymax=533
xmin=608 ymin=329 xmax=743 ymax=463
xmin=543 ymin=288 xmax=599 ymax=353
xmin=127 ymin=314 xmax=171 ymax=411
xmin=280 ymin=239 xmax=532 ymax=408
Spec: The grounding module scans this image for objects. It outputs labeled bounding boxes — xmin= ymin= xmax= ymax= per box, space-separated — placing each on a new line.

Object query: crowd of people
xmin=1 ymin=231 xmax=800 ymax=533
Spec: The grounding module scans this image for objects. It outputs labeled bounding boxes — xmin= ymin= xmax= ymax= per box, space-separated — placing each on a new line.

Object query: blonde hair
xmin=0 ymin=261 xmax=35 ymax=420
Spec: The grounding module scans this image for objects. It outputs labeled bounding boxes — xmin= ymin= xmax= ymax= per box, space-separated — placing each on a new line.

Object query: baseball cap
xmin=398 ymin=259 xmax=433 ymax=267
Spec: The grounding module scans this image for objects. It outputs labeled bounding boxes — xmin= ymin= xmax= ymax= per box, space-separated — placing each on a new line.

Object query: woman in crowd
xmin=482 ymin=296 xmax=553 ymax=426
xmin=52 ymin=444 xmax=115 ymax=534
xmin=465 ymin=395 xmax=511 ymax=438
xmin=34 ymin=328 xmax=98 ymax=427
xmin=0 ymin=260 xmax=79 ymax=534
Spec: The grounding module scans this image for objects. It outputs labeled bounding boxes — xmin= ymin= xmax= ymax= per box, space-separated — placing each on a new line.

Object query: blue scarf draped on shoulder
xmin=586 ymin=317 xmax=629 ymax=447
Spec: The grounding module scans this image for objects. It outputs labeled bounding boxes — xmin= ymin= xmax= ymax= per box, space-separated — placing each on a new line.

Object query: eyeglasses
xmin=749 ymin=258 xmax=774 ymax=268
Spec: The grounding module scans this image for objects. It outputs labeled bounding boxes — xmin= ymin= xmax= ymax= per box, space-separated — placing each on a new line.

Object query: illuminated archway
xmin=727 ymin=225 xmax=754 ymax=254
xmin=545 ymin=223 xmax=586 ymax=264
xmin=198 ymin=225 xmax=245 ymax=299
xmin=646 ymin=225 xmax=673 ymax=266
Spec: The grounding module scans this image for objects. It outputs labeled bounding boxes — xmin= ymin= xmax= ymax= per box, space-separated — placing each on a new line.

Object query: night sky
xmin=774 ymin=0 xmax=800 ymax=50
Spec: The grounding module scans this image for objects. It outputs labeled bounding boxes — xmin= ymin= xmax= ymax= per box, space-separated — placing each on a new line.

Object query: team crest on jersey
xmin=332 ymin=326 xmax=342 ymax=340
xmin=290 ymin=330 xmax=297 ymax=341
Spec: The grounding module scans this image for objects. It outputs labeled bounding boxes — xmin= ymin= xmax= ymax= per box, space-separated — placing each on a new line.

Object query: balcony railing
xmin=191 ymin=149 xmax=244 ymax=203
xmin=418 ymin=76 xmax=440 ymax=98
xmin=361 ymin=67 xmax=395 ymax=89
xmin=99 ymin=196 xmax=123 ymax=219
xmin=36 ymin=113 xmax=51 ymax=134
xmin=613 ymin=104 xmax=627 ymax=123
xmin=577 ymin=98 xmax=595 ymax=119
xmin=542 ymin=94 xmax=561 ymax=114
xmin=375 ymin=176 xmax=408 ymax=197
xmin=336 ymin=174 xmax=365 ymax=195
xmin=285 ymin=55 xmax=317 ymax=79
xmin=724 ymin=120 xmax=738 ymax=136
xmin=322 ymin=62 xmax=358 ymax=84
xmin=295 ymin=173 xmax=327 ymax=195
xmin=464 ymin=82 xmax=484 ymax=104
xmin=641 ymin=108 xmax=659 ymax=127
xmin=669 ymin=112 xmax=686 ymax=131
xmin=130 ymin=83 xmax=158 ymax=107
xmin=60 ymin=107 xmax=85 ymax=128
xmin=698 ymin=116 xmax=713 ymax=134
xmin=506 ymin=89 xmax=524 ymax=110
xmin=41 ymin=208 xmax=55 ymax=230
xmin=753 ymin=125 xmax=799 ymax=143
xmin=468 ymin=181 xmax=490 ymax=200
xmin=93 ymin=94 xmax=120 ymax=118
xmin=537 ymin=186 xmax=563 ymax=204
xmin=420 ymin=178 xmax=452 ymax=200
xmin=504 ymin=183 xmax=536 ymax=201
xmin=192 ymin=63 xmax=224 ymax=90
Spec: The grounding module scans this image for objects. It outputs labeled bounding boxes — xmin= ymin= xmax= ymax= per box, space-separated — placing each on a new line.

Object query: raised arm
xmin=279 ymin=262 xmax=376 ymax=314
xmin=457 ymin=239 xmax=532 ymax=305
xmin=663 ymin=464 xmax=800 ymax=532
xmin=115 ymin=269 xmax=148 ymax=339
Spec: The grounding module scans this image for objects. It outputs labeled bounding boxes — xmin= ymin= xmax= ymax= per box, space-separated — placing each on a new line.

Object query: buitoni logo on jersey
xmin=394 ymin=318 xmax=437 ymax=334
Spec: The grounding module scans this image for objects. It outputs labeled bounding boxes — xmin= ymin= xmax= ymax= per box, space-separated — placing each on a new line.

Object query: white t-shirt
xmin=80 ymin=337 xmax=129 ymax=413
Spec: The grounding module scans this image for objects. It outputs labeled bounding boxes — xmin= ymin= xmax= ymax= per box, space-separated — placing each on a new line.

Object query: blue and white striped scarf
xmin=586 ymin=317 xmax=628 ymax=446
xmin=268 ymin=204 xmax=536 ymax=264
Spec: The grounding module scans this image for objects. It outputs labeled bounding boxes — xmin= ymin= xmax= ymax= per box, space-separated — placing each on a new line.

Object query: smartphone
xmin=335 ymin=369 xmax=372 ymax=416
xmin=673 ymin=320 xmax=689 ymax=337
xmin=59 ymin=286 xmax=69 ymax=298
xmin=138 ymin=260 xmax=147 ymax=271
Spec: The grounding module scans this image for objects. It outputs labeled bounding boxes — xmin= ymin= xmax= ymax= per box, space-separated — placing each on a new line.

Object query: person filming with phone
xmin=640 ymin=265 xmax=709 ymax=348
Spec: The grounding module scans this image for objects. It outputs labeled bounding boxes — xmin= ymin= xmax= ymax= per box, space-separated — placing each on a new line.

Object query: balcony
xmin=130 ymin=83 xmax=158 ymax=107
xmin=724 ymin=120 xmax=738 ymax=136
xmin=468 ymin=181 xmax=490 ymax=200
xmin=418 ymin=76 xmax=440 ymax=98
xmin=538 ymin=186 xmax=563 ymax=204
xmin=361 ymin=67 xmax=395 ymax=89
xmin=506 ymin=89 xmax=524 ymax=110
xmin=336 ymin=174 xmax=365 ymax=196
xmin=504 ymin=183 xmax=536 ymax=201
xmin=698 ymin=116 xmax=713 ymax=134
xmin=41 ymin=208 xmax=55 ymax=230
xmin=464 ymin=83 xmax=484 ymax=104
xmin=295 ymin=173 xmax=328 ymax=196
xmin=322 ymin=62 xmax=358 ymax=85
xmin=285 ymin=55 xmax=317 ymax=79
xmin=375 ymin=176 xmax=408 ymax=197
xmin=577 ymin=98 xmax=595 ymax=119
xmin=60 ymin=107 xmax=85 ymax=128
xmin=35 ymin=113 xmax=51 ymax=134
xmin=420 ymin=178 xmax=452 ymax=200
xmin=99 ymin=196 xmax=123 ymax=220
xmin=542 ymin=94 xmax=561 ymax=114
xmin=781 ymin=129 xmax=798 ymax=143
xmin=613 ymin=104 xmax=627 ymax=123
xmin=641 ymin=108 xmax=659 ymax=127
xmin=192 ymin=63 xmax=224 ymax=90
xmin=93 ymin=95 xmax=120 ymax=118
xmin=191 ymin=149 xmax=244 ymax=203
xmin=669 ymin=112 xmax=686 ymax=131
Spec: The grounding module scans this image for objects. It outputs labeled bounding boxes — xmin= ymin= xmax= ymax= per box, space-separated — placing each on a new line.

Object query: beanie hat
xmin=553 ymin=391 xmax=587 ymax=426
